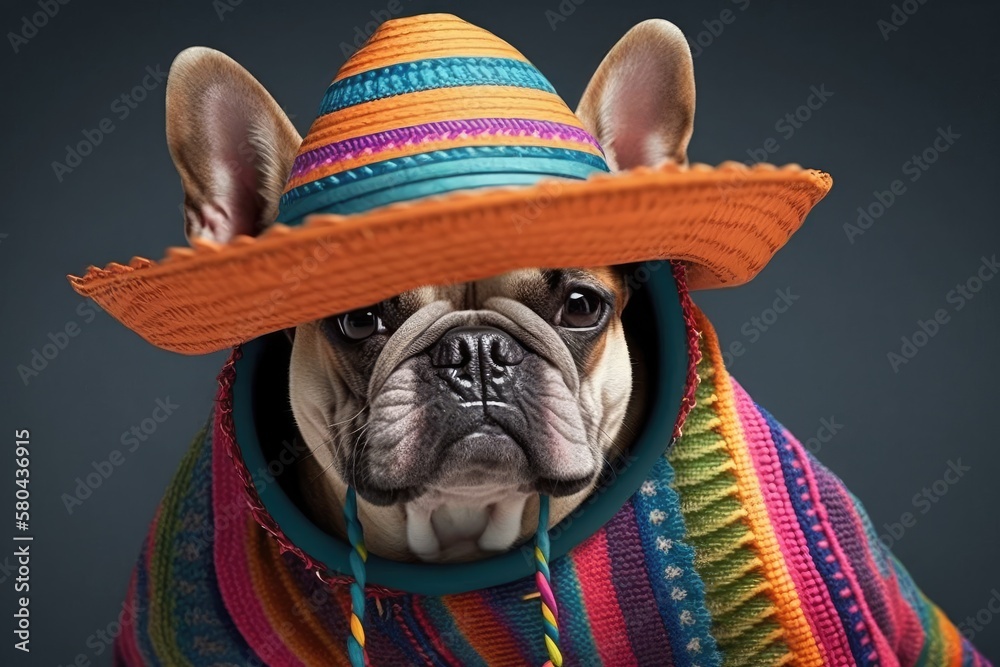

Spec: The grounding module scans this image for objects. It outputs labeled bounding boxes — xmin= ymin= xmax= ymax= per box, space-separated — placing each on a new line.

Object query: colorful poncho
xmin=113 ymin=304 xmax=989 ymax=667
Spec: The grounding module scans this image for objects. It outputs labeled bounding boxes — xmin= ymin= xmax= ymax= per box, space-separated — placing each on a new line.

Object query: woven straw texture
xmin=69 ymin=12 xmax=832 ymax=355
xmin=70 ymin=162 xmax=831 ymax=354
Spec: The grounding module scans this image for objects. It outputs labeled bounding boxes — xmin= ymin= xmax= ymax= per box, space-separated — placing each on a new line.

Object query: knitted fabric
xmin=113 ymin=307 xmax=990 ymax=666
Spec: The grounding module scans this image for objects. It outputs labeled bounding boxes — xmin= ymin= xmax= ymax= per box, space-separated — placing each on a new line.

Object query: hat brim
xmin=68 ymin=161 xmax=832 ymax=354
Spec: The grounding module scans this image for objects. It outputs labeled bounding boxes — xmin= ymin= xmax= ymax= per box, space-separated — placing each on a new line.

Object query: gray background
xmin=2 ymin=0 xmax=998 ymax=663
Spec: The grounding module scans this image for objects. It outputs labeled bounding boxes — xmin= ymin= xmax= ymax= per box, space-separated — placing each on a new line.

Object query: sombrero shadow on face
xmin=67 ymin=13 xmax=831 ymax=355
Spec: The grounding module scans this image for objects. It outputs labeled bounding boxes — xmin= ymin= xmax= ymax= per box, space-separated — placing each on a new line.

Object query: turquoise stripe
xmin=318 ymin=57 xmax=556 ymax=116
xmin=278 ymin=149 xmax=607 ymax=224
xmin=133 ymin=540 xmax=162 ymax=667
xmin=893 ymin=557 xmax=937 ymax=667
xmin=417 ymin=597 xmax=490 ymax=667
xmin=631 ymin=458 xmax=722 ymax=667
xmin=551 ymin=555 xmax=600 ymax=664
xmin=308 ymin=172 xmax=582 ymax=218
xmin=847 ymin=489 xmax=893 ymax=579
xmin=281 ymin=145 xmax=607 ymax=208
xmin=173 ymin=427 xmax=256 ymax=665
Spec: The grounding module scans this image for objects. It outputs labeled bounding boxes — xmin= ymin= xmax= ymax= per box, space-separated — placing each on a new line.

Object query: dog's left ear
xmin=576 ymin=19 xmax=695 ymax=170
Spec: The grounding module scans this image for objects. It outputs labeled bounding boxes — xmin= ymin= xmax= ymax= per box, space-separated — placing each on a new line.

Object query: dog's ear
xmin=166 ymin=47 xmax=301 ymax=243
xmin=576 ymin=19 xmax=695 ymax=171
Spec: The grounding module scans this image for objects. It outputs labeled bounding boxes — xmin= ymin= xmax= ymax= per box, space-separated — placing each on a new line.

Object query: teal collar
xmin=231 ymin=267 xmax=689 ymax=596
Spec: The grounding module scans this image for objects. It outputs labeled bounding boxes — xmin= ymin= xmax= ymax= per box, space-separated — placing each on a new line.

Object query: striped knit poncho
xmin=113 ymin=304 xmax=989 ymax=666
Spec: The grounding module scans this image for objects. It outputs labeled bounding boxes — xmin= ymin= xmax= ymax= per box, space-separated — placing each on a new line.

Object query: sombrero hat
xmin=68 ymin=13 xmax=832 ymax=355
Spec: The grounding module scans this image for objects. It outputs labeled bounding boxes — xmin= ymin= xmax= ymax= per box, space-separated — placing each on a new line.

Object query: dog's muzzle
xmin=429 ymin=326 xmax=526 ymax=405
xmin=354 ymin=299 xmax=594 ymax=505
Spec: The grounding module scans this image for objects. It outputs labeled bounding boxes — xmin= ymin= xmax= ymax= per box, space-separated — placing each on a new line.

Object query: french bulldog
xmin=104 ymin=16 xmax=991 ymax=665
xmin=164 ymin=19 xmax=693 ymax=563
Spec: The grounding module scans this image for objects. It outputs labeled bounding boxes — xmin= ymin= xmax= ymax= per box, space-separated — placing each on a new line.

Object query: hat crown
xmin=335 ymin=13 xmax=526 ymax=81
xmin=278 ymin=14 xmax=608 ymax=225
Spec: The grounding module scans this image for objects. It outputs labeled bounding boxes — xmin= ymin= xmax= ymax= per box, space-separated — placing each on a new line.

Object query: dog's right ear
xmin=166 ymin=47 xmax=301 ymax=244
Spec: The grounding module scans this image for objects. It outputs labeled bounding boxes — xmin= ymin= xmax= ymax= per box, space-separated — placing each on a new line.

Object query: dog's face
xmin=293 ymin=269 xmax=629 ymax=502
xmin=164 ymin=19 xmax=694 ymax=561
xmin=288 ymin=268 xmax=632 ymax=559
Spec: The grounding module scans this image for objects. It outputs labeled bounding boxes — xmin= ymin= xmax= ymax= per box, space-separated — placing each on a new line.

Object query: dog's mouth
xmin=349 ymin=408 xmax=598 ymax=507
xmin=448 ymin=423 xmax=527 ymax=470
xmin=344 ymin=322 xmax=597 ymax=506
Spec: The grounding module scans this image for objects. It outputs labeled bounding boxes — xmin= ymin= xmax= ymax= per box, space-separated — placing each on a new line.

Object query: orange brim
xmin=68 ymin=161 xmax=832 ymax=354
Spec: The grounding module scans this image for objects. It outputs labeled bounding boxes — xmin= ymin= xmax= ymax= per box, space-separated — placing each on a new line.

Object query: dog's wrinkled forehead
xmin=317 ymin=267 xmax=627 ymax=395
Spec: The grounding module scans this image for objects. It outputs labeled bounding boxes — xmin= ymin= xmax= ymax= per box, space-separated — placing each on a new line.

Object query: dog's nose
xmin=430 ymin=326 xmax=525 ymax=369
xmin=429 ymin=326 xmax=525 ymax=403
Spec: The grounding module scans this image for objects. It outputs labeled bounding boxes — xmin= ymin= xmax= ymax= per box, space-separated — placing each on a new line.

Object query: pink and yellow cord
xmin=341 ymin=489 xmax=561 ymax=667
xmin=535 ymin=494 xmax=562 ymax=667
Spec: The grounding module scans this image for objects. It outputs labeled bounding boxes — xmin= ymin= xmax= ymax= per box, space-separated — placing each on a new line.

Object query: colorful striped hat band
xmin=277 ymin=53 xmax=609 ymax=224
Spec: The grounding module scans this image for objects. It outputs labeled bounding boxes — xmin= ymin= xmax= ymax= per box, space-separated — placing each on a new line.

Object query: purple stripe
xmin=809 ymin=459 xmax=900 ymax=650
xmin=604 ymin=502 xmax=676 ymax=666
xmin=290 ymin=118 xmax=603 ymax=180
xmin=759 ymin=407 xmax=878 ymax=665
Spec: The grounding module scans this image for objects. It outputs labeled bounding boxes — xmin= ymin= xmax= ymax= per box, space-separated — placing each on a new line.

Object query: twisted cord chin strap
xmin=535 ymin=494 xmax=562 ymax=667
xmin=342 ymin=491 xmax=561 ymax=667
xmin=344 ymin=488 xmax=368 ymax=667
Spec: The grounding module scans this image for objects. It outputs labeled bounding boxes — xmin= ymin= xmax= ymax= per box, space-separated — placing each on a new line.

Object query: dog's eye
xmin=338 ymin=307 xmax=382 ymax=340
xmin=559 ymin=288 xmax=604 ymax=329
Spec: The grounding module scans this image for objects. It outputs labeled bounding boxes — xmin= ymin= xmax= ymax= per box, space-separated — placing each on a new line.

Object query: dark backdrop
xmin=2 ymin=0 xmax=997 ymax=663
